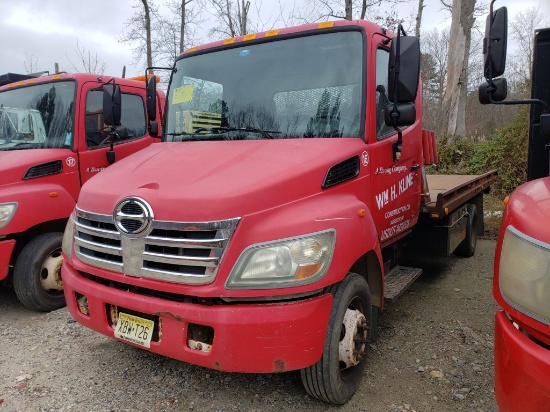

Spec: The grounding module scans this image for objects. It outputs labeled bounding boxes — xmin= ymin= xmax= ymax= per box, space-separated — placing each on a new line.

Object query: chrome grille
xmin=74 ymin=207 xmax=240 ymax=285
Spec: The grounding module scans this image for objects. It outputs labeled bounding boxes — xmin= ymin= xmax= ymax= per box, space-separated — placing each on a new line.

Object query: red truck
xmin=0 ymin=72 xmax=165 ymax=311
xmin=61 ymin=20 xmax=497 ymax=403
xmin=480 ymin=5 xmax=550 ymax=410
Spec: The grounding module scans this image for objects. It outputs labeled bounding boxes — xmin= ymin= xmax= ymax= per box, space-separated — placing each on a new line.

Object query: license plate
xmin=114 ymin=312 xmax=154 ymax=348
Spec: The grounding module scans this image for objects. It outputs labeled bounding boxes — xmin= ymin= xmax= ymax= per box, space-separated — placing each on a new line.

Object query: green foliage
xmin=432 ymin=106 xmax=529 ymax=199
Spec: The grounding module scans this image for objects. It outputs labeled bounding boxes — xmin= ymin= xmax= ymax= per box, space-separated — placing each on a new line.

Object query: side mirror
xmin=388 ymin=36 xmax=420 ymax=103
xmin=146 ymin=76 xmax=157 ymax=122
xmin=149 ymin=120 xmax=159 ymax=138
xmin=384 ymin=103 xmax=416 ymax=127
xmin=103 ymin=84 xmax=121 ymax=126
xmin=483 ymin=6 xmax=508 ymax=79
xmin=478 ymin=78 xmax=508 ymax=104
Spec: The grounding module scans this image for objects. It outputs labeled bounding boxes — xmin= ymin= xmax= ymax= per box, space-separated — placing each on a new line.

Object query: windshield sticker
xmin=66 ymin=157 xmax=76 ymax=167
xmin=172 ymin=85 xmax=194 ymax=105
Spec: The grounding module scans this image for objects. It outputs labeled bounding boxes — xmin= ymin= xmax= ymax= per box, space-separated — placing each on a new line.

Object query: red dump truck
xmin=61 ymin=20 xmax=496 ymax=403
xmin=479 ymin=4 xmax=550 ymax=410
xmin=0 ymin=72 xmax=165 ymax=311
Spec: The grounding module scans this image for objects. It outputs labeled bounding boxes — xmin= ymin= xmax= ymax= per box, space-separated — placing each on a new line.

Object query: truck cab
xmin=480 ymin=5 xmax=550 ymax=411
xmin=61 ymin=20 xmax=494 ymax=404
xmin=0 ymin=72 xmax=165 ymax=311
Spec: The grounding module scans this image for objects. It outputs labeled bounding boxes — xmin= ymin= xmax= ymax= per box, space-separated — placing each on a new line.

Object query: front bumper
xmin=62 ymin=261 xmax=332 ymax=373
xmin=0 ymin=239 xmax=16 ymax=281
xmin=494 ymin=310 xmax=550 ymax=411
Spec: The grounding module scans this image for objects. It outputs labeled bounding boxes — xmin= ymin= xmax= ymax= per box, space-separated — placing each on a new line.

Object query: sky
xmin=1 ymin=0 xmax=548 ymax=80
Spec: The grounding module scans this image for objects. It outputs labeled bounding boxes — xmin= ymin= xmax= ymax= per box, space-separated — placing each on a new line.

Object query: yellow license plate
xmin=114 ymin=312 xmax=154 ymax=348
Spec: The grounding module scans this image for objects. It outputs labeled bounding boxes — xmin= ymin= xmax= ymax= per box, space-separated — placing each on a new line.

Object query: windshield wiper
xmin=215 ymin=126 xmax=281 ymax=139
xmin=165 ymin=130 xmax=227 ymax=141
xmin=0 ymin=142 xmax=39 ymax=150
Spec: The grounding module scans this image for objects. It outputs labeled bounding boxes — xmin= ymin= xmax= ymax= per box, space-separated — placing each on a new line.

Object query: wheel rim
xmin=40 ymin=247 xmax=64 ymax=294
xmin=338 ymin=297 xmax=368 ymax=378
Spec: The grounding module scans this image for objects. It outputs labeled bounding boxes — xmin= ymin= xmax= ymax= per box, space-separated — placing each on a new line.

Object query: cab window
xmin=85 ymin=90 xmax=147 ymax=148
xmin=375 ymin=48 xmax=394 ymax=139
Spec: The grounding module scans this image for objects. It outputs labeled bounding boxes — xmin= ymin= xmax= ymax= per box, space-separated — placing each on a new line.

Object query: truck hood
xmin=506 ymin=177 xmax=550 ymax=243
xmin=0 ymin=149 xmax=74 ymax=188
xmin=79 ymin=140 xmax=364 ymax=220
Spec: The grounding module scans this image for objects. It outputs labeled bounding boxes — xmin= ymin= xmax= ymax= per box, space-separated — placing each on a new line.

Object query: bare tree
xmin=441 ymin=0 xmax=476 ymax=143
xmin=24 ymin=53 xmax=40 ymax=74
xmin=508 ymin=7 xmax=547 ymax=96
xmin=421 ymin=28 xmax=449 ymax=135
xmin=207 ymin=0 xmax=252 ymax=38
xmin=295 ymin=0 xmax=410 ymax=23
xmin=118 ymin=1 xmax=161 ymax=72
xmin=65 ymin=40 xmax=107 ymax=74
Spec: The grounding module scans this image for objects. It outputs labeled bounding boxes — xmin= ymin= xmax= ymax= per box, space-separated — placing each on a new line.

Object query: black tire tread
xmin=301 ymin=273 xmax=371 ymax=404
xmin=455 ymin=204 xmax=478 ymax=257
xmin=13 ymin=232 xmax=65 ymax=312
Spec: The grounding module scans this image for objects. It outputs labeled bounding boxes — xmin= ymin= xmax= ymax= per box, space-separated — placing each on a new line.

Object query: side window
xmin=375 ymin=48 xmax=394 ymax=139
xmin=85 ymin=90 xmax=147 ymax=149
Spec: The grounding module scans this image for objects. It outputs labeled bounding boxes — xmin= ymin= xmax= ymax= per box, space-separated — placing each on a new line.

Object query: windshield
xmin=0 ymin=81 xmax=75 ymax=151
xmin=165 ymin=30 xmax=364 ymax=141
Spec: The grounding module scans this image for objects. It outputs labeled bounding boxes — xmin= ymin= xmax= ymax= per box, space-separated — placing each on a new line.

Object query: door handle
xmin=411 ymin=164 xmax=420 ymax=171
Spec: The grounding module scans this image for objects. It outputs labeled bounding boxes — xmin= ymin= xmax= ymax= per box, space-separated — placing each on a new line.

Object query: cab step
xmin=384 ymin=266 xmax=423 ymax=304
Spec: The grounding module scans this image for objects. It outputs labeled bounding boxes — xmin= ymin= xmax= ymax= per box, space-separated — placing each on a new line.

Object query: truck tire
xmin=13 ymin=233 xmax=65 ymax=312
xmin=300 ymin=273 xmax=372 ymax=404
xmin=455 ymin=204 xmax=478 ymax=258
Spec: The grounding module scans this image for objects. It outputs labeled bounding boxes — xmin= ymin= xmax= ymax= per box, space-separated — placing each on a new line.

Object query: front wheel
xmin=301 ymin=273 xmax=372 ymax=404
xmin=13 ymin=233 xmax=65 ymax=312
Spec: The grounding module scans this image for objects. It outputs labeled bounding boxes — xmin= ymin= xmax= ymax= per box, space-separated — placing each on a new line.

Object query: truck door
xmin=368 ymin=45 xmax=422 ymax=246
xmin=77 ymin=84 xmax=157 ymax=185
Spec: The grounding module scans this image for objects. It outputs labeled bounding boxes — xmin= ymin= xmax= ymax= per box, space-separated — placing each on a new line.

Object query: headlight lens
xmin=62 ymin=211 xmax=76 ymax=258
xmin=0 ymin=202 xmax=17 ymax=230
xmin=226 ymin=230 xmax=335 ymax=289
xmin=499 ymin=225 xmax=550 ymax=324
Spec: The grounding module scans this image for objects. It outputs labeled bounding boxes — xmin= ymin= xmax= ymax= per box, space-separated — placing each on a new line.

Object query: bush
xmin=434 ymin=105 xmax=529 ymax=199
xmin=431 ymin=107 xmax=529 ymax=238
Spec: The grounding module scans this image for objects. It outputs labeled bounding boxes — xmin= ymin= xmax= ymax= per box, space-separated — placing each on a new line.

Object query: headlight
xmin=226 ymin=230 xmax=335 ymax=289
xmin=0 ymin=202 xmax=17 ymax=230
xmin=499 ymin=225 xmax=550 ymax=324
xmin=62 ymin=211 xmax=76 ymax=258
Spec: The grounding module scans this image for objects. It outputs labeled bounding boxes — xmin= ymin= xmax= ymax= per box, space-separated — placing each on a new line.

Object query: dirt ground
xmin=0 ymin=239 xmax=498 ymax=412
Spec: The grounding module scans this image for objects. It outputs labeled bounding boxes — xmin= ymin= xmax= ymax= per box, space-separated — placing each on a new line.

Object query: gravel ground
xmin=0 ymin=239 xmax=498 ymax=412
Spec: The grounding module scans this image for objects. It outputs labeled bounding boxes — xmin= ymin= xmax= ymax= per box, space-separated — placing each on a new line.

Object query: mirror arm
xmin=489 ymin=97 xmax=549 ymax=113
xmin=393 ymin=129 xmax=403 ymax=162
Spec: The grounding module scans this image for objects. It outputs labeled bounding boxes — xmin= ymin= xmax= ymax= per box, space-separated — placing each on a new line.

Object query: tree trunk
xmin=226 ymin=0 xmax=236 ymax=37
xmin=142 ymin=0 xmax=153 ymax=72
xmin=179 ymin=0 xmax=187 ymax=53
xmin=237 ymin=0 xmax=250 ymax=35
xmin=443 ymin=0 xmax=475 ymax=143
xmin=361 ymin=0 xmax=367 ymax=19
xmin=345 ymin=0 xmax=353 ymax=20
xmin=415 ymin=0 xmax=424 ymax=37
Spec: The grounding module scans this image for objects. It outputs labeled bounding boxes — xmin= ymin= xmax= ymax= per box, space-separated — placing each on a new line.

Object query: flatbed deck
xmin=423 ymin=170 xmax=498 ymax=218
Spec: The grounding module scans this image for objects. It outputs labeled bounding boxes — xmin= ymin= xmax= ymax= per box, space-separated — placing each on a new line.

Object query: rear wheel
xmin=13 ymin=233 xmax=65 ymax=312
xmin=301 ymin=273 xmax=372 ymax=404
xmin=455 ymin=204 xmax=478 ymax=257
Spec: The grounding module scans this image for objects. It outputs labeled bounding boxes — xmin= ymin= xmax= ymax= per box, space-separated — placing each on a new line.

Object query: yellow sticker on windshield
xmin=172 ymin=84 xmax=193 ymax=104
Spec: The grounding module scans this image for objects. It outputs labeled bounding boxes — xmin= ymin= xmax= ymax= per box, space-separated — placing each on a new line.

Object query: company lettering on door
xmin=375 ymin=173 xmax=414 ymax=210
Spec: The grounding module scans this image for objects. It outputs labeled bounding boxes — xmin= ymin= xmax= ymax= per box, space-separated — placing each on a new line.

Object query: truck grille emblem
xmin=113 ymin=197 xmax=154 ymax=236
